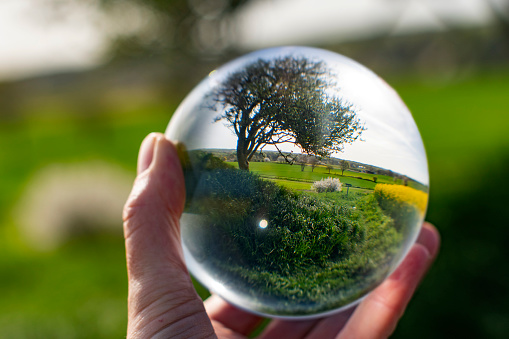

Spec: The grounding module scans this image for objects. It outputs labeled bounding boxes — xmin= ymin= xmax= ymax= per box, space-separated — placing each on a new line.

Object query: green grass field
xmin=227 ymin=161 xmax=399 ymax=190
xmin=183 ymin=167 xmax=408 ymax=316
xmin=0 ymin=107 xmax=174 ymax=338
xmin=0 ymin=67 xmax=509 ymax=337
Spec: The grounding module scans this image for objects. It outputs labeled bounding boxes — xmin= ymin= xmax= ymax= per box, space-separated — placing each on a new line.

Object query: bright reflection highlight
xmin=259 ymin=219 xmax=268 ymax=229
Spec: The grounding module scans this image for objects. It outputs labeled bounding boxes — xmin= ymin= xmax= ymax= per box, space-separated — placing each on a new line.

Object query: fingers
xmin=302 ymin=306 xmax=356 ymax=339
xmin=205 ymin=295 xmax=319 ymax=339
xmin=336 ymin=222 xmax=440 ymax=339
xmin=124 ymin=133 xmax=186 ymax=281
xmin=254 ymin=303 xmax=354 ymax=339
xmin=123 ymin=133 xmax=215 ymax=338
xmin=205 ymin=294 xmax=264 ymax=336
xmin=258 ymin=319 xmax=318 ymax=339
xmin=416 ymin=222 xmax=440 ymax=259
xmin=137 ymin=133 xmax=156 ymax=175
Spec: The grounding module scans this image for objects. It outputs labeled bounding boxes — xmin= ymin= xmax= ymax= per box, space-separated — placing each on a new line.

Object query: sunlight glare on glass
xmin=259 ymin=219 xmax=268 ymax=229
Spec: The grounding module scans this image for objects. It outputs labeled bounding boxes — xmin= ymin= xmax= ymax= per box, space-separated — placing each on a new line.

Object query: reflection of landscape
xmin=203 ymin=149 xmax=427 ymax=193
xmin=173 ymin=51 xmax=429 ymax=316
xmin=180 ymin=148 xmax=428 ymax=316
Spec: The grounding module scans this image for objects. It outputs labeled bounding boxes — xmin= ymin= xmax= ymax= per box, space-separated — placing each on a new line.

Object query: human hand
xmin=123 ymin=133 xmax=440 ymax=339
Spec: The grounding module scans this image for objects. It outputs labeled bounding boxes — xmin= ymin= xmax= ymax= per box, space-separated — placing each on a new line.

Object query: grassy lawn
xmin=228 ymin=161 xmax=382 ymax=190
xmin=266 ymin=177 xmax=312 ymax=190
xmin=0 ymin=107 xmax=175 ymax=338
xmin=393 ymin=70 xmax=509 ymax=196
xmin=227 ymin=161 xmax=424 ymax=191
xmin=0 ymin=236 xmax=128 ymax=338
xmin=183 ymin=167 xmax=410 ymax=316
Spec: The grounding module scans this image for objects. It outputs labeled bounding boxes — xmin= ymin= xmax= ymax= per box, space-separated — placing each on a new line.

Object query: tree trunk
xmin=237 ymin=142 xmax=250 ymax=171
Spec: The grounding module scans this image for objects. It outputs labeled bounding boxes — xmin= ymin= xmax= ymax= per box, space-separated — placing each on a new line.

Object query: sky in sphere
xmin=166 ymin=47 xmax=429 ymax=185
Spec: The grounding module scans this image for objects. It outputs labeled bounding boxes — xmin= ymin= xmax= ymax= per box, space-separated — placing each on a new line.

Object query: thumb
xmin=123 ymin=133 xmax=215 ymax=338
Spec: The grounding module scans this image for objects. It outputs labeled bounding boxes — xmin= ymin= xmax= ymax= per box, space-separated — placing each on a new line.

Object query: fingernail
xmin=137 ymin=133 xmax=158 ymax=174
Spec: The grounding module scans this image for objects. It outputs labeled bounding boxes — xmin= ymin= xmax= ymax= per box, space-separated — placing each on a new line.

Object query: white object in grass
xmin=312 ymin=177 xmax=343 ymax=193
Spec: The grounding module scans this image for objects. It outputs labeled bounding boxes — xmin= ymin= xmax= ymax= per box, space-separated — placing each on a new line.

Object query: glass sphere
xmin=165 ymin=46 xmax=429 ymax=318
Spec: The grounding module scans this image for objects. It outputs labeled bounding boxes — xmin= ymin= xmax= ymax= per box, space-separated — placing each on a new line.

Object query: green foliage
xmin=181 ymin=150 xmax=234 ymax=201
xmin=186 ymin=168 xmax=403 ymax=314
xmin=186 ymin=150 xmax=234 ymax=171
xmin=188 ymin=169 xmax=362 ymax=270
xmin=374 ymin=184 xmax=426 ymax=233
xmin=340 ymin=159 xmax=349 ymax=175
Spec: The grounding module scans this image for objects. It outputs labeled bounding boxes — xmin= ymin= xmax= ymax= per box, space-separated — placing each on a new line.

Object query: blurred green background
xmin=1 ymin=0 xmax=509 ymax=338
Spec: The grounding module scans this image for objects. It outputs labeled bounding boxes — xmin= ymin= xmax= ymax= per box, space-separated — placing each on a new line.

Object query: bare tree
xmin=212 ymin=56 xmax=365 ymax=170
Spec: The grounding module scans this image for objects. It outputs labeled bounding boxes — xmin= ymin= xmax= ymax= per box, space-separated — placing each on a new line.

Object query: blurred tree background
xmin=1 ymin=0 xmax=509 ymax=337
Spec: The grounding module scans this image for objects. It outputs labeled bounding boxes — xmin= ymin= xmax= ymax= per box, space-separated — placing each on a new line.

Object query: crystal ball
xmin=165 ymin=46 xmax=429 ymax=318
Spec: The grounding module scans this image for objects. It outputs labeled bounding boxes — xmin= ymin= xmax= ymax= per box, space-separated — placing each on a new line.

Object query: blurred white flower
xmin=312 ymin=177 xmax=343 ymax=193
xmin=14 ymin=161 xmax=134 ymax=251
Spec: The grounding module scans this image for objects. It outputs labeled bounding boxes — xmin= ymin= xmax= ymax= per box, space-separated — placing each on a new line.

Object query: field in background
xmin=227 ymin=161 xmax=420 ymax=191
xmin=0 ymin=68 xmax=509 ymax=337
